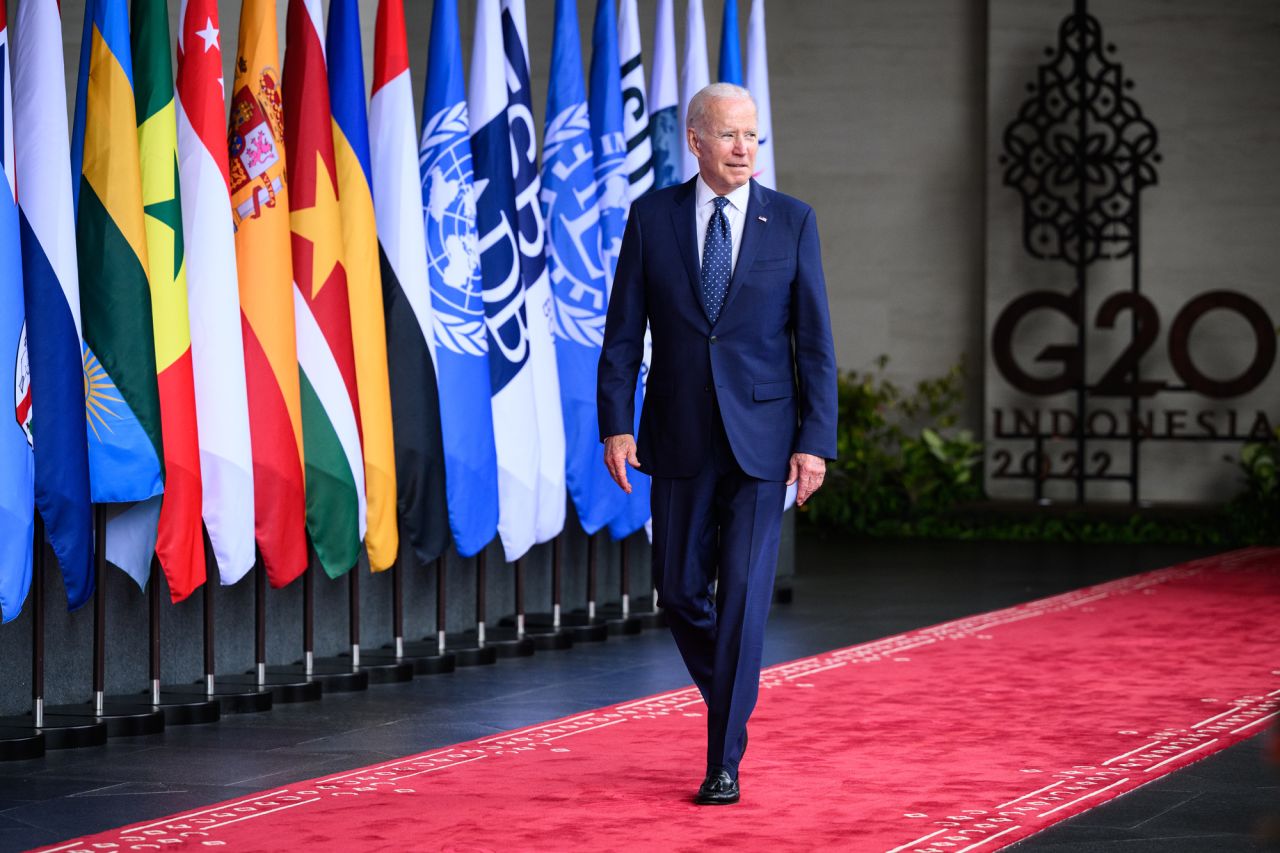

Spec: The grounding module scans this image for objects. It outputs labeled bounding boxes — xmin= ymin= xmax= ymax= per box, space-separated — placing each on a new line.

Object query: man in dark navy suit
xmin=598 ymin=82 xmax=837 ymax=805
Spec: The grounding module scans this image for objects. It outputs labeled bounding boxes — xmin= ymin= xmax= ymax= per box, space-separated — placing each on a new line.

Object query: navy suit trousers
xmin=650 ymin=403 xmax=786 ymax=777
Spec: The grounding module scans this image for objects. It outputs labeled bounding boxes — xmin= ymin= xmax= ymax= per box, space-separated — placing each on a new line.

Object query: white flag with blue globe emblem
xmin=502 ymin=0 xmax=567 ymax=546
xmin=470 ymin=0 xmax=540 ymax=562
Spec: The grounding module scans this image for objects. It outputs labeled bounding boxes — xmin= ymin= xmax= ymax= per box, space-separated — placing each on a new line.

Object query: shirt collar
xmin=696 ymin=174 xmax=752 ymax=213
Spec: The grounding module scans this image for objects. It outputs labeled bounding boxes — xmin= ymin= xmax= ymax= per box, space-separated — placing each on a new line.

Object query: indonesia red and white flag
xmin=176 ymin=0 xmax=256 ymax=584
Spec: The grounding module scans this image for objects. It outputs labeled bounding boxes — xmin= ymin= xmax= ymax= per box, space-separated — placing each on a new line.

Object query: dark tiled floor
xmin=0 ymin=537 xmax=1276 ymax=851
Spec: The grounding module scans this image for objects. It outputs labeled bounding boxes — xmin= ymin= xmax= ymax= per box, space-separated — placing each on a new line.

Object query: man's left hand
xmin=787 ymin=452 xmax=826 ymax=506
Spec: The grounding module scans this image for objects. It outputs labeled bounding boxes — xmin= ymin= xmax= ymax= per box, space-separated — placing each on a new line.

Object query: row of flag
xmin=0 ymin=0 xmax=777 ymax=624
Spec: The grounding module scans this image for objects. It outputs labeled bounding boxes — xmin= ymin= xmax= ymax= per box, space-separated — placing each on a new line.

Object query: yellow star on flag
xmin=290 ymin=151 xmax=345 ymax=298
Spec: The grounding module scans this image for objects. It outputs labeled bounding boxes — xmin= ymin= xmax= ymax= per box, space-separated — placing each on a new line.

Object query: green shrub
xmin=802 ymin=359 xmax=1279 ymax=547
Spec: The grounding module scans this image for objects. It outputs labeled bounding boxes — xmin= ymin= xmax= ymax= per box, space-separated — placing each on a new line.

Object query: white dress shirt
xmin=695 ymin=175 xmax=751 ymax=276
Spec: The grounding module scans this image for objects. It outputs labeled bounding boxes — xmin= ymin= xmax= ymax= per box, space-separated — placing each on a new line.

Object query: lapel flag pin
xmin=758 ymin=215 xmax=768 ymax=222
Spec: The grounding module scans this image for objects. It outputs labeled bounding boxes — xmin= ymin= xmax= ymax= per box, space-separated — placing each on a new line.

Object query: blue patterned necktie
xmin=700 ymin=196 xmax=732 ymax=324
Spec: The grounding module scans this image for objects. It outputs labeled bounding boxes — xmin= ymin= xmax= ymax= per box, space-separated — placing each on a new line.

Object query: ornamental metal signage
xmin=991 ymin=0 xmax=1276 ymax=503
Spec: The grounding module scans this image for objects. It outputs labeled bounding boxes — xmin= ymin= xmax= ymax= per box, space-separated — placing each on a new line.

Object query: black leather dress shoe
xmin=694 ymin=768 xmax=740 ymax=805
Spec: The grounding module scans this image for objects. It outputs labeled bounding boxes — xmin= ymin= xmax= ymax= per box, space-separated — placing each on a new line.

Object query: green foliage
xmin=1222 ymin=428 xmax=1280 ymax=545
xmin=802 ymin=359 xmax=1279 ymax=547
xmin=804 ymin=357 xmax=982 ymax=530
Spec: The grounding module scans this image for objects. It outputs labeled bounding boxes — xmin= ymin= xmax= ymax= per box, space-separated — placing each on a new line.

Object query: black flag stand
xmin=161 ymin=538 xmax=273 ymax=713
xmin=483 ymin=556 xmax=535 ymax=657
xmin=600 ymin=536 xmax=643 ymax=635
xmin=269 ymin=565 xmax=368 ymax=692
xmin=218 ymin=560 xmax=319 ymax=704
xmin=331 ymin=563 xmax=412 ymax=684
xmin=518 ymin=535 xmax=574 ymax=650
xmin=0 ymin=519 xmax=105 ymax=757
xmin=445 ymin=550 xmax=496 ymax=666
xmin=141 ymin=557 xmax=218 ymax=725
xmin=393 ymin=554 xmax=456 ymax=673
xmin=46 ymin=507 xmax=164 ymax=736
xmin=561 ymin=533 xmax=608 ymax=642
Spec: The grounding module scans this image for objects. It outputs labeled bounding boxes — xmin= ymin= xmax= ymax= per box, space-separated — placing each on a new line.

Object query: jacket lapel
xmin=669 ymin=177 xmax=705 ymax=316
xmin=718 ymin=180 xmax=769 ymax=322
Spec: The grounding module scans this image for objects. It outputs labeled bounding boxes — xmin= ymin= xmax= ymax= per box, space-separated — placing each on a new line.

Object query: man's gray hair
xmin=686 ymin=83 xmax=756 ymax=133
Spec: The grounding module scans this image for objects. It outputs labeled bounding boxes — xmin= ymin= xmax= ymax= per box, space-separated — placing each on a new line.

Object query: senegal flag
xmin=229 ymin=0 xmax=308 ymax=589
xmin=285 ymin=0 xmax=366 ymax=578
xmin=71 ymin=0 xmax=165 ymax=589
xmin=132 ymin=0 xmax=205 ymax=602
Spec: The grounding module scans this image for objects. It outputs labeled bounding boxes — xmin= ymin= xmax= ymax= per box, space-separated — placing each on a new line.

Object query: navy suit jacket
xmin=598 ymin=177 xmax=837 ymax=482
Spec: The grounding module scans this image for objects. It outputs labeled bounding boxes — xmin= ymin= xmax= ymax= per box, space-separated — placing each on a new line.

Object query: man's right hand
xmin=603 ymin=434 xmax=641 ymax=494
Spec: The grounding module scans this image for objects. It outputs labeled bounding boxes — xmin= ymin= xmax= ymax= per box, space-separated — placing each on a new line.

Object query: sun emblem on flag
xmin=82 ymin=346 xmax=124 ymax=441
xmin=14 ymin=322 xmax=32 ymax=448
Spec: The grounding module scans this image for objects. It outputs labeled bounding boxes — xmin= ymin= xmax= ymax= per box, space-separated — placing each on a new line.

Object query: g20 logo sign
xmin=992 ymin=289 xmax=1276 ymax=399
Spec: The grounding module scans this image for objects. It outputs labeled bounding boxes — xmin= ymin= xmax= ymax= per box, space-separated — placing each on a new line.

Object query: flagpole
xmin=476 ymin=551 xmax=486 ymax=647
xmin=149 ymin=559 xmax=161 ymax=704
xmin=303 ymin=567 xmax=314 ymax=676
xmin=602 ymin=536 xmax=643 ymax=636
xmin=0 ymin=527 xmax=46 ymax=759
xmin=482 ymin=557 xmax=536 ymax=657
xmin=93 ymin=508 xmax=105 ymax=715
xmin=1 ymin=519 xmax=105 ymax=753
xmin=362 ymin=551 xmax=452 ymax=675
xmin=556 ymin=532 xmax=608 ymax=643
xmin=393 ymin=557 xmax=404 ymax=658
xmin=256 ymin=559 xmax=267 ymax=684
xmin=33 ymin=523 xmax=44 ymax=729
xmin=275 ymin=565 xmax=368 ymax=692
xmin=141 ymin=553 xmax=220 ymax=725
xmin=46 ymin=506 xmax=164 ymax=736
xmin=436 ymin=555 xmax=447 ymax=654
xmin=324 ymin=562 xmax=411 ymax=683
xmin=515 ymin=535 xmax=573 ymax=651
xmin=553 ymin=536 xmax=562 ymax=629
xmin=203 ymin=548 xmax=215 ymax=695
xmin=349 ymin=565 xmax=360 ymax=666
xmin=515 ymin=559 xmax=525 ymax=637
xmin=217 ymin=558 xmax=315 ymax=704
xmin=161 ymin=545 xmax=273 ymax=713
xmin=444 ymin=550 xmax=496 ymax=667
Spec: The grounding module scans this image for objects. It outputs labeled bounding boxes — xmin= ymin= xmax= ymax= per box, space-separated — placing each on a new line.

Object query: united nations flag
xmin=419 ymin=0 xmax=498 ymax=558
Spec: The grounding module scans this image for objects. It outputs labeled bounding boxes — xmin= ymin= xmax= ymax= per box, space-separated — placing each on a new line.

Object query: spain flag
xmin=228 ymin=0 xmax=308 ymax=588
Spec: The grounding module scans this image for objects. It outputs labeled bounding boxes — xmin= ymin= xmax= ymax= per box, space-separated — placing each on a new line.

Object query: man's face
xmin=688 ymin=97 xmax=758 ymax=196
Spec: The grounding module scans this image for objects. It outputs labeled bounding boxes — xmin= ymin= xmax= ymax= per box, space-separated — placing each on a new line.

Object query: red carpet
xmin=38 ymin=548 xmax=1280 ymax=852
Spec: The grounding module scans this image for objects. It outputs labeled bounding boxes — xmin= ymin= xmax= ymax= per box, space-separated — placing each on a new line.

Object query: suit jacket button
xmin=709 ymin=335 xmax=718 ymax=344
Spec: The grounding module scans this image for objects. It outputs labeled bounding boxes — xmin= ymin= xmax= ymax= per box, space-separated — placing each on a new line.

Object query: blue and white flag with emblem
xmin=679 ymin=0 xmax=710 ymax=182
xmin=470 ymin=0 xmax=539 ymax=562
xmin=419 ymin=0 xmax=498 ymax=558
xmin=0 ymin=9 xmax=35 ymax=622
xmin=590 ymin=0 xmax=650 ymax=540
xmin=13 ymin=0 xmax=94 ymax=612
xmin=503 ymin=0 xmax=566 ymax=545
xmin=648 ymin=0 xmax=680 ymax=190
xmin=542 ymin=0 xmax=624 ymax=536
xmin=618 ymin=0 xmax=653 ymax=203
xmin=611 ymin=0 xmax=653 ymax=540
xmin=718 ymin=0 xmax=743 ymax=84
xmin=589 ymin=0 xmax=629 ymax=287
xmin=747 ymin=0 xmax=776 ymax=190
